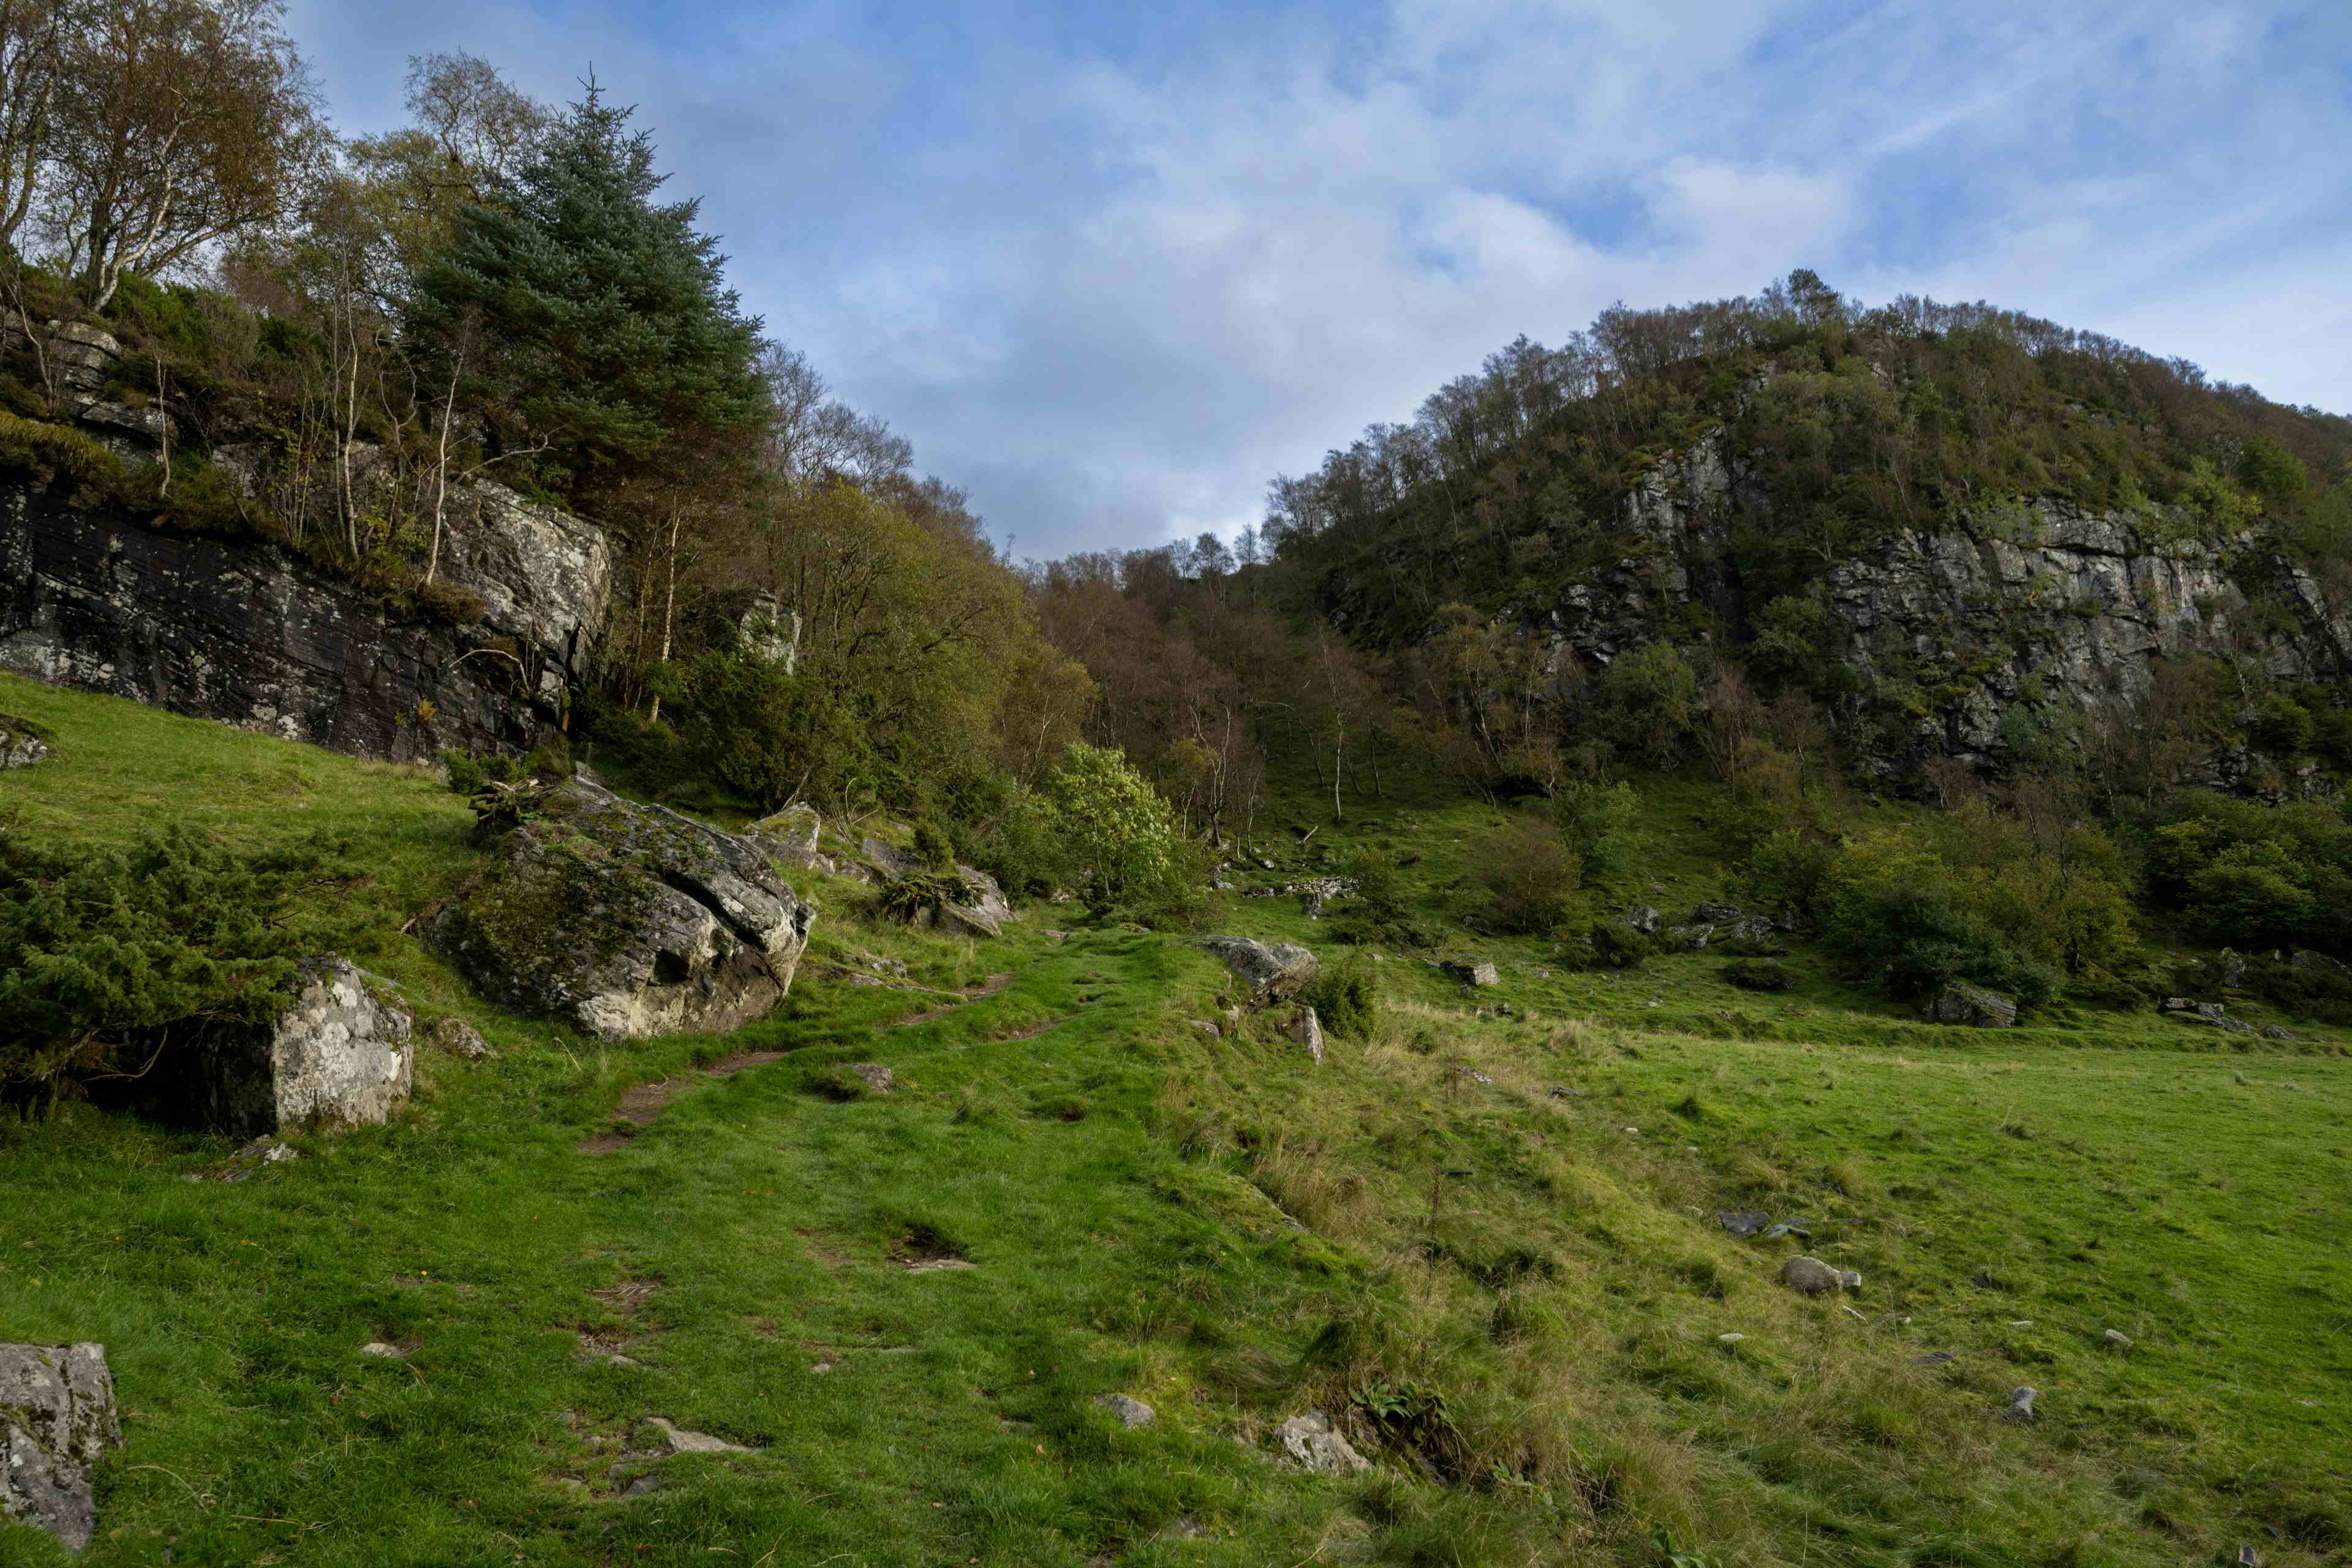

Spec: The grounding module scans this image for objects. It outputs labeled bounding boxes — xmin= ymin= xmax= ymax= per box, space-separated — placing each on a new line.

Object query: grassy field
xmin=2 ymin=674 xmax=2348 ymax=1567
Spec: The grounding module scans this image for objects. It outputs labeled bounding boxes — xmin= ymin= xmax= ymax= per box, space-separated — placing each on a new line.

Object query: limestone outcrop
xmin=1531 ymin=429 xmax=2351 ymax=780
xmin=0 ymin=1342 xmax=122 ymax=1550
xmin=1199 ymin=937 xmax=1320 ymax=1007
xmin=178 ymin=957 xmax=416 ymax=1136
xmin=430 ymin=778 xmax=814 ymax=1041
xmin=859 ymin=836 xmax=1013 ymax=939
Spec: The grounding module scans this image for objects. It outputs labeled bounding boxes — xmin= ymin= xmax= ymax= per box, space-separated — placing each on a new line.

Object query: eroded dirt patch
xmin=889 ymin=972 xmax=1014 ymax=1028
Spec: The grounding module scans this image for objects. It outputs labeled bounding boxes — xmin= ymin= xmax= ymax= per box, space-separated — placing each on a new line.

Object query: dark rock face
xmin=431 ymin=778 xmax=814 ymax=1041
xmin=0 ymin=1342 xmax=122 ymax=1550
xmin=0 ymin=477 xmax=603 ymax=761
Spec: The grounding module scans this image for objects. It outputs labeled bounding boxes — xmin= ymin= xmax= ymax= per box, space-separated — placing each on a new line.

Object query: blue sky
xmin=288 ymin=0 xmax=2352 ymax=560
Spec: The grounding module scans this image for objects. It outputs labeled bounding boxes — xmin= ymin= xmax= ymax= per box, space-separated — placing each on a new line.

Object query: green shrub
xmin=1046 ymin=742 xmax=1188 ymax=910
xmin=1597 ymin=643 xmax=1700 ymax=764
xmin=967 ymin=783 xmax=1073 ymax=900
xmin=1343 ymin=846 xmax=1406 ymax=924
xmin=440 ymin=748 xmax=526 ymax=797
xmin=1551 ymin=778 xmax=1640 ymax=882
xmin=1820 ymin=885 xmax=2056 ymax=1009
xmin=911 ymin=819 xmax=956 ymax=870
xmin=1722 ymin=957 xmax=1795 ymax=992
xmin=1741 ymin=828 xmax=1837 ymax=924
xmin=1476 ymin=820 xmax=1581 ymax=935
xmin=1588 ymin=919 xmax=1648 ymax=970
xmin=1303 ymin=952 xmax=1380 ymax=1039
xmin=0 ymin=826 xmax=360 ymax=1117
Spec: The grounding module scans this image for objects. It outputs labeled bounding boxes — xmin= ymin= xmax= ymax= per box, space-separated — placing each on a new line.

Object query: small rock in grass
xmin=1717 ymin=1333 xmax=1745 ymax=1345
xmin=842 ymin=1062 xmax=895 ymax=1095
xmin=359 ymin=1341 xmax=406 ymax=1359
xmin=0 ymin=1343 xmax=120 ymax=1550
xmin=1095 ymin=1394 xmax=1155 ymax=1429
xmin=2002 ymin=1386 xmax=2037 ymax=1422
xmin=1716 ymin=1210 xmax=1770 ymax=1238
xmin=1780 ymin=1256 xmax=1861 ymax=1297
xmin=1289 ymin=1006 xmax=1324 ymax=1065
xmin=1275 ymin=1411 xmax=1371 ymax=1476
xmin=2239 ymin=1547 xmax=2264 ymax=1568
xmin=2103 ymin=1329 xmax=2133 ymax=1348
xmin=622 ymin=1474 xmax=660 ymax=1497
xmin=431 ymin=1016 xmax=492 ymax=1060
xmin=643 ymin=1417 xmax=753 ymax=1455
xmin=1913 ymin=1351 xmax=1954 ymax=1366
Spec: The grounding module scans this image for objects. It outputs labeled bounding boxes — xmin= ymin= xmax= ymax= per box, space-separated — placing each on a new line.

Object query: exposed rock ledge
xmin=429 ymin=778 xmax=815 ymax=1041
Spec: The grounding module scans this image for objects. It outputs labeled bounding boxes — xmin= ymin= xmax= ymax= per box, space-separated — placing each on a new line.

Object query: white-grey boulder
xmin=1291 ymin=1005 xmax=1325 ymax=1065
xmin=1275 ymin=1411 xmax=1371 ymax=1476
xmin=0 ymin=1343 xmax=121 ymax=1550
xmin=1780 ymin=1255 xmax=1862 ymax=1297
xmin=1198 ymin=937 xmax=1320 ymax=1007
xmin=183 ymin=957 xmax=413 ymax=1137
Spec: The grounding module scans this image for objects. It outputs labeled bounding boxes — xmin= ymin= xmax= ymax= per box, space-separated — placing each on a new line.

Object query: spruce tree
xmin=412 ymin=83 xmax=767 ymax=507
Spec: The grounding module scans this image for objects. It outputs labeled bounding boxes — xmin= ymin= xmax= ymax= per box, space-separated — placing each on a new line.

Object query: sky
xmin=285 ymin=0 xmax=2352 ymax=561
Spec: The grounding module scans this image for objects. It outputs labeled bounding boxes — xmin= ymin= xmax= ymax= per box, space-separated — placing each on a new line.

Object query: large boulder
xmin=745 ymin=803 xmax=825 ymax=868
xmin=430 ymin=778 xmax=815 ymax=1041
xmin=1441 ymin=957 xmax=1501 ymax=987
xmin=0 ymin=1343 xmax=121 ymax=1550
xmin=1922 ymin=979 xmax=2017 ymax=1028
xmin=1274 ymin=1411 xmax=1371 ymax=1476
xmin=1199 ymin=937 xmax=1319 ymax=1007
xmin=434 ymin=477 xmax=613 ymax=681
xmin=176 ymin=957 xmax=415 ymax=1136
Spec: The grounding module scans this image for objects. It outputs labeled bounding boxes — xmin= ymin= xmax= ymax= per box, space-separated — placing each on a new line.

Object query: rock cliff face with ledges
xmin=1535 ymin=431 xmax=2352 ymax=777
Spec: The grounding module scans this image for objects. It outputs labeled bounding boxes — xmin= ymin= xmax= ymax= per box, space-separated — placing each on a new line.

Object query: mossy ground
xmin=2 ymin=674 xmax=2347 ymax=1566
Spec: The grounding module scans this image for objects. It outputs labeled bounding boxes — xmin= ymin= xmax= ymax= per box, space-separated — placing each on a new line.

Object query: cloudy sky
xmin=286 ymin=0 xmax=2352 ymax=560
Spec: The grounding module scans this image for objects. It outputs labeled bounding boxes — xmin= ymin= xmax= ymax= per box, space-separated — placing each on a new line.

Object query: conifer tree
xmin=412 ymin=81 xmax=767 ymax=507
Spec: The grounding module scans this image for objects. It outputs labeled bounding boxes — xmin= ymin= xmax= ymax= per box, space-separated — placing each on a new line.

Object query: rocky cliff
xmin=0 ymin=471 xmax=610 ymax=763
xmin=1538 ymin=431 xmax=2352 ymax=776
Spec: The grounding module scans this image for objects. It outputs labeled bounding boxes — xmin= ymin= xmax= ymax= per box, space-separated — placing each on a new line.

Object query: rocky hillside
xmin=1268 ymin=279 xmax=2352 ymax=786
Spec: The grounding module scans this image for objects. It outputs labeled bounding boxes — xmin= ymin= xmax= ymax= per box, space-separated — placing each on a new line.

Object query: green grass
xmin=3 ymin=677 xmax=2349 ymax=1566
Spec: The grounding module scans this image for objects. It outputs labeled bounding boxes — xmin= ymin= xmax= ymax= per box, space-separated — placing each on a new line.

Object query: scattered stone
xmin=1300 ymin=889 xmax=1325 ymax=918
xmin=0 ymin=714 xmax=50 ymax=769
xmin=2007 ymin=1320 xmax=2033 ymax=1329
xmin=2002 ymin=1385 xmax=2038 ymax=1422
xmin=904 ymin=1257 xmax=978 ymax=1274
xmin=2103 ymin=1329 xmax=2133 ymax=1349
xmin=1274 ymin=1411 xmax=1371 ymax=1476
xmin=1668 ymin=922 xmax=1714 ymax=951
xmin=1780 ymin=1256 xmax=1862 ymax=1297
xmin=1290 ymin=1006 xmax=1325 ymax=1066
xmin=1197 ymin=937 xmax=1319 ymax=1007
xmin=430 ymin=1016 xmax=492 ymax=1060
xmin=358 ymin=1341 xmax=407 ymax=1359
xmin=1922 ymin=979 xmax=2018 ymax=1028
xmin=1095 ymin=1394 xmax=1155 ymax=1429
xmin=2290 ymin=949 xmax=2351 ymax=980
xmin=1717 ymin=1333 xmax=1746 ymax=1346
xmin=1441 ymin=957 xmax=1500 ymax=987
xmin=1621 ymin=905 xmax=1662 ymax=934
xmin=643 ymin=1417 xmax=753 ymax=1455
xmin=0 ymin=1343 xmax=122 ymax=1551
xmin=1547 ymin=1085 xmax=1581 ymax=1099
xmin=1716 ymin=1210 xmax=1771 ymax=1238
xmin=2217 ymin=949 xmax=2248 ymax=988
xmin=1044 ymin=930 xmax=1068 ymax=943
xmin=1760 ymin=1219 xmax=1814 ymax=1240
xmin=2260 ymin=1025 xmax=2293 ymax=1041
xmin=860 ymin=836 xmax=1014 ymax=938
xmin=2239 ymin=1546 xmax=2264 ymax=1568
xmin=1191 ymin=1020 xmax=1221 ymax=1038
xmin=216 ymin=1134 xmax=301 ymax=1182
xmin=622 ymin=1474 xmax=661 ymax=1497
xmin=1692 ymin=901 xmax=1742 ymax=922
xmin=1913 ymin=1351 xmax=1954 ymax=1365
xmin=841 ymin=1063 xmax=895 ymax=1095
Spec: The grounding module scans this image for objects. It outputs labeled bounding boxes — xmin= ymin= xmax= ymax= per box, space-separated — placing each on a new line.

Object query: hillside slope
xmin=2 ymin=676 xmax=2346 ymax=1567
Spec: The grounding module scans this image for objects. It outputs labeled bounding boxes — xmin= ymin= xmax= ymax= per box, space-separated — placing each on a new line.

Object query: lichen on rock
xmin=430 ymin=778 xmax=814 ymax=1041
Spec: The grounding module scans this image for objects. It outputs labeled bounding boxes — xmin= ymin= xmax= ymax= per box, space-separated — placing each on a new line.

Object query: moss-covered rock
xmin=430 ymin=778 xmax=813 ymax=1041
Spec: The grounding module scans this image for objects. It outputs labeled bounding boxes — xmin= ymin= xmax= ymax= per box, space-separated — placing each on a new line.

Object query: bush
xmin=966 ymin=783 xmax=1072 ymax=900
xmin=1588 ymin=919 xmax=1648 ymax=970
xmin=1303 ymin=952 xmax=1381 ymax=1039
xmin=1597 ymin=643 xmax=1699 ymax=764
xmin=1476 ymin=821 xmax=1581 ymax=935
xmin=1742 ymin=828 xmax=1836 ymax=924
xmin=1045 ymin=742 xmax=1188 ymax=910
xmin=440 ymin=747 xmax=526 ymax=797
xmin=1551 ymin=778 xmax=1640 ymax=882
xmin=1820 ymin=885 xmax=2056 ymax=1009
xmin=0 ymin=826 xmax=360 ymax=1117
xmin=1722 ymin=957 xmax=1795 ymax=992
xmin=911 ymin=819 xmax=956 ymax=870
xmin=1343 ymin=846 xmax=1406 ymax=924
